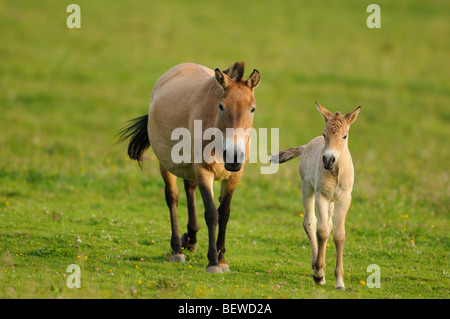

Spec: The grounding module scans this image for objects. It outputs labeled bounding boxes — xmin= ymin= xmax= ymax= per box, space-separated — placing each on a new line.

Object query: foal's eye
xmin=219 ymin=103 xmax=224 ymax=111
xmin=323 ymin=133 xmax=326 ymax=138
xmin=250 ymin=106 xmax=256 ymax=114
xmin=343 ymin=135 xmax=347 ymax=140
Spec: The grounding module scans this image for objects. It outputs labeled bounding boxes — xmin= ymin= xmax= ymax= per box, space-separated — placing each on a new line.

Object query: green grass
xmin=0 ymin=0 xmax=448 ymax=298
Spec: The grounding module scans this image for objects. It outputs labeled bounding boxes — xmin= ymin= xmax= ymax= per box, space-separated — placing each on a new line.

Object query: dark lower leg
xmin=165 ymin=186 xmax=182 ymax=254
xmin=182 ymin=180 xmax=198 ymax=251
xmin=217 ymin=196 xmax=231 ymax=264
xmin=160 ymin=165 xmax=182 ymax=258
xmin=196 ymin=181 xmax=219 ymax=270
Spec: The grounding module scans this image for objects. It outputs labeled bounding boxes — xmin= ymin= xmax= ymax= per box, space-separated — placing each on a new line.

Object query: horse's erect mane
xmin=222 ymin=61 xmax=245 ymax=81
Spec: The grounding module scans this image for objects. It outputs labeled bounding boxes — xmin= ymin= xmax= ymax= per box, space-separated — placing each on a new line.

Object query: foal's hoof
xmin=206 ymin=266 xmax=223 ymax=274
xmin=313 ymin=275 xmax=326 ymax=286
xmin=169 ymin=253 xmax=185 ymax=263
xmin=181 ymin=233 xmax=197 ymax=251
xmin=335 ymin=285 xmax=346 ymax=291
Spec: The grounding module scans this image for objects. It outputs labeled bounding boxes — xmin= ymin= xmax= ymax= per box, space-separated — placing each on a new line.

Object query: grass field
xmin=0 ymin=0 xmax=448 ymax=299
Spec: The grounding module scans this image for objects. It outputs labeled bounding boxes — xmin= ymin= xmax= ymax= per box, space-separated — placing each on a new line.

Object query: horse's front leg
xmin=196 ymin=168 xmax=221 ymax=273
xmin=216 ymin=177 xmax=239 ymax=272
xmin=333 ymin=194 xmax=351 ymax=290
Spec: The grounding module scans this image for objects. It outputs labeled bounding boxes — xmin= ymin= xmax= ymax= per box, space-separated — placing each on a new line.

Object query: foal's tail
xmin=117 ymin=114 xmax=150 ymax=167
xmin=270 ymin=145 xmax=305 ymax=164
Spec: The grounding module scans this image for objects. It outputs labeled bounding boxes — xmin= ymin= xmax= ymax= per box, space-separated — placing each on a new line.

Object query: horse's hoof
xmin=219 ymin=263 xmax=230 ymax=272
xmin=169 ymin=253 xmax=185 ymax=263
xmin=206 ymin=266 xmax=223 ymax=274
xmin=335 ymin=285 xmax=346 ymax=291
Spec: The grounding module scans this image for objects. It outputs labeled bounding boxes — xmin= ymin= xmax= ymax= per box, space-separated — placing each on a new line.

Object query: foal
xmin=272 ymin=102 xmax=361 ymax=290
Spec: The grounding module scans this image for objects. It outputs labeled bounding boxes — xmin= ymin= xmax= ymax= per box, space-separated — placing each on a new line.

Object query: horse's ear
xmin=215 ymin=68 xmax=230 ymax=89
xmin=246 ymin=69 xmax=260 ymax=89
xmin=344 ymin=106 xmax=361 ymax=125
xmin=315 ymin=101 xmax=333 ymax=123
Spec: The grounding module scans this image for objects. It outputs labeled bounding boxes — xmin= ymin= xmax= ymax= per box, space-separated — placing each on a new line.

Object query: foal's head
xmin=316 ymin=102 xmax=361 ymax=170
xmin=214 ymin=62 xmax=261 ymax=171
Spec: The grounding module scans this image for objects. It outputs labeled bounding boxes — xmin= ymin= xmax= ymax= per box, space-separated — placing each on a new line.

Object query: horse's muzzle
xmin=223 ymin=150 xmax=244 ymax=172
xmin=224 ymin=163 xmax=243 ymax=172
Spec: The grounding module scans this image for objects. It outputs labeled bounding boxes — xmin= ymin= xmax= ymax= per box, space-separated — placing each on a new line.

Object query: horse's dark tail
xmin=270 ymin=145 xmax=305 ymax=164
xmin=117 ymin=115 xmax=150 ymax=167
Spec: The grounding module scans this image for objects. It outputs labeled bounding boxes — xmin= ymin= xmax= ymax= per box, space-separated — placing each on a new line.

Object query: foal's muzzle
xmin=323 ymin=154 xmax=336 ymax=170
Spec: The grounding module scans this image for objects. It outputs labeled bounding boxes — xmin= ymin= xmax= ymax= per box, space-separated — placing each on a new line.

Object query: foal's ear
xmin=246 ymin=69 xmax=261 ymax=89
xmin=344 ymin=106 xmax=361 ymax=125
xmin=315 ymin=101 xmax=333 ymax=123
xmin=215 ymin=68 xmax=230 ymax=89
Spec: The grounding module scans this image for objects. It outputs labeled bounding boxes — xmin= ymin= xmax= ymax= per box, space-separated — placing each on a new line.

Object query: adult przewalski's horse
xmin=119 ymin=62 xmax=260 ymax=273
xmin=272 ymin=102 xmax=361 ymax=290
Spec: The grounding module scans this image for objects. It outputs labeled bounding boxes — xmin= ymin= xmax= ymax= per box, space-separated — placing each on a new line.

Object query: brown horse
xmin=272 ymin=102 xmax=361 ymax=290
xmin=119 ymin=62 xmax=260 ymax=273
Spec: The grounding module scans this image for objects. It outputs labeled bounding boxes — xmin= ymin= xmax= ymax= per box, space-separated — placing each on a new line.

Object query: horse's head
xmin=214 ymin=62 xmax=260 ymax=172
xmin=316 ymin=102 xmax=361 ymax=171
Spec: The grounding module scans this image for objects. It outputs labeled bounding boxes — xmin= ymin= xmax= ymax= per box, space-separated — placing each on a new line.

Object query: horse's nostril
xmin=322 ymin=155 xmax=326 ymax=164
xmin=238 ymin=151 xmax=245 ymax=163
xmin=330 ymin=156 xmax=335 ymax=164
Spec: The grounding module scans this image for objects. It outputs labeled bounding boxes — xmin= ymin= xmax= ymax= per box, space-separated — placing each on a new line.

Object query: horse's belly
xmin=164 ymin=162 xmax=196 ymax=181
xmin=148 ymin=118 xmax=196 ymax=181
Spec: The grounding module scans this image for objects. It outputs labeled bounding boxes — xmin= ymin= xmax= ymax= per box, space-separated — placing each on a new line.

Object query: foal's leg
xmin=195 ymin=168 xmax=221 ymax=273
xmin=328 ymin=202 xmax=334 ymax=234
xmin=301 ymin=181 xmax=317 ymax=271
xmin=160 ymin=165 xmax=184 ymax=262
xmin=216 ymin=178 xmax=239 ymax=272
xmin=181 ymin=179 xmax=199 ymax=251
xmin=333 ymin=194 xmax=351 ymax=290
xmin=314 ymin=193 xmax=331 ymax=285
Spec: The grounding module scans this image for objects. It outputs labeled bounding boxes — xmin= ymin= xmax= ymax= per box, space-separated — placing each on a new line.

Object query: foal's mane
xmin=222 ymin=61 xmax=245 ymax=81
xmin=327 ymin=112 xmax=346 ymax=134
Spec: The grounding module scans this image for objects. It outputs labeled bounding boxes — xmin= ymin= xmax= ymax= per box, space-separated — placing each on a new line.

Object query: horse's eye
xmin=323 ymin=133 xmax=326 ymax=138
xmin=250 ymin=106 xmax=256 ymax=114
xmin=343 ymin=135 xmax=347 ymax=140
xmin=219 ymin=103 xmax=224 ymax=111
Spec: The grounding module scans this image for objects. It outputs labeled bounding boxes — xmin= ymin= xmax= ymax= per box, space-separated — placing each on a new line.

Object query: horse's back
xmin=147 ymin=63 xmax=220 ymax=180
xmin=152 ymin=63 xmax=213 ymax=99
xmin=150 ymin=63 xmax=217 ymax=114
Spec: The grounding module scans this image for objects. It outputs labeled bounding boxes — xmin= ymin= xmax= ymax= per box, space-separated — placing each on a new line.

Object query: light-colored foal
xmin=273 ymin=102 xmax=361 ymax=290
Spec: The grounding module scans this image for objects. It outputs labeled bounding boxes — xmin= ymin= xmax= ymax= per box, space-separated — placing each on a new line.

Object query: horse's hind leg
xmin=181 ymin=179 xmax=199 ymax=251
xmin=160 ymin=164 xmax=184 ymax=262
